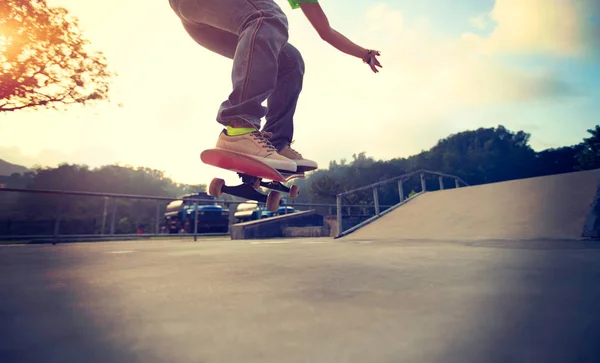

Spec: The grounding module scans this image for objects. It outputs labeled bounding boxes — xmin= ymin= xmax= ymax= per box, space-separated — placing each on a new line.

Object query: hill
xmin=0 ymin=159 xmax=31 ymax=176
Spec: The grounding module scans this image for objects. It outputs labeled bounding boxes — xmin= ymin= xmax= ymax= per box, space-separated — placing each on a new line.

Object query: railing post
xmin=101 ymin=196 xmax=108 ymax=235
xmin=155 ymin=200 xmax=160 ymax=234
xmin=109 ymin=198 xmax=116 ymax=235
xmin=455 ymin=179 xmax=460 ymax=188
xmin=398 ymin=180 xmax=404 ymax=202
xmin=336 ymin=194 xmax=342 ymax=237
xmin=229 ymin=201 xmax=238 ymax=230
xmin=193 ymin=203 xmax=198 ymax=242
xmin=53 ymin=198 xmax=62 ymax=242
xmin=373 ymin=187 xmax=380 ymax=216
xmin=439 ymin=176 xmax=444 ymax=190
xmin=420 ymin=172 xmax=426 ymax=192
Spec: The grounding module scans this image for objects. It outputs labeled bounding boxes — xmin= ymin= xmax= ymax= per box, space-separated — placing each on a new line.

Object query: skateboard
xmin=200 ymin=148 xmax=305 ymax=212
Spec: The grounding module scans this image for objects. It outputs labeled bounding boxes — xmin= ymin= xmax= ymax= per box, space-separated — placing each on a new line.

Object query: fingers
xmin=363 ymin=50 xmax=382 ymax=73
xmin=369 ymin=55 xmax=382 ymax=73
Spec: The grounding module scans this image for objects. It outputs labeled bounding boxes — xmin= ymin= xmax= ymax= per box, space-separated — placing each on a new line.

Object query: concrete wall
xmin=230 ymin=210 xmax=324 ymax=240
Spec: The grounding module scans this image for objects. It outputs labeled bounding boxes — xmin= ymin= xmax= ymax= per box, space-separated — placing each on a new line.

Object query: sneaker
xmin=216 ymin=130 xmax=297 ymax=172
xmin=278 ymin=143 xmax=318 ymax=172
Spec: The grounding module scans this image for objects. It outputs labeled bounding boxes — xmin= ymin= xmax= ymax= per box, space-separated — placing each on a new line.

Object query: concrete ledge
xmin=230 ymin=210 xmax=324 ymax=240
xmin=282 ymin=226 xmax=328 ymax=238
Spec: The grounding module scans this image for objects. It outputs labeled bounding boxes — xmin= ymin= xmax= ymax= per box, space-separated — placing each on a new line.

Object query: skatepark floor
xmin=1 ymin=237 xmax=600 ymax=363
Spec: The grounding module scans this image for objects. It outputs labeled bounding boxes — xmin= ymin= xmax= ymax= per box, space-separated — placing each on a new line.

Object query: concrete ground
xmin=1 ymin=237 xmax=600 ymax=363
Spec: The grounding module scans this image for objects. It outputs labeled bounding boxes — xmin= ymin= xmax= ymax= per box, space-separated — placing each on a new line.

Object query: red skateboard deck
xmin=200 ymin=148 xmax=304 ymax=183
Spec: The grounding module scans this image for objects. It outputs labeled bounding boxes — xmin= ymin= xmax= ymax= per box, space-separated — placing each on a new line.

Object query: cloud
xmin=280 ymin=2 xmax=583 ymax=160
xmin=320 ymin=3 xmax=578 ymax=107
xmin=469 ymin=14 xmax=488 ymax=30
xmin=464 ymin=0 xmax=597 ymax=56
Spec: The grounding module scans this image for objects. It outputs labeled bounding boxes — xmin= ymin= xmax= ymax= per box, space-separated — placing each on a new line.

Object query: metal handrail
xmin=0 ymin=187 xmax=393 ymax=209
xmin=0 ymin=187 xmax=396 ymax=242
xmin=336 ymin=170 xmax=469 ymax=238
xmin=339 ymin=169 xmax=468 ymax=196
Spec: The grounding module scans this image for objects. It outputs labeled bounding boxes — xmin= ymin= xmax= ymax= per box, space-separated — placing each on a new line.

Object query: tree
xmin=0 ymin=163 xmax=208 ymax=235
xmin=576 ymin=125 xmax=600 ymax=170
xmin=424 ymin=125 xmax=537 ymax=184
xmin=533 ymin=146 xmax=579 ymax=176
xmin=0 ymin=0 xmax=115 ymax=112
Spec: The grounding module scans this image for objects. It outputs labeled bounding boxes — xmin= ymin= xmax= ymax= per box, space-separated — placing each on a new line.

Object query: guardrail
xmin=0 ymin=187 xmax=394 ymax=243
xmin=335 ymin=169 xmax=469 ymax=238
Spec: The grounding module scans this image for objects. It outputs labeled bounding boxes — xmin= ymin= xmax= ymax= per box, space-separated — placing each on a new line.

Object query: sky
xmin=1 ymin=0 xmax=599 ymax=186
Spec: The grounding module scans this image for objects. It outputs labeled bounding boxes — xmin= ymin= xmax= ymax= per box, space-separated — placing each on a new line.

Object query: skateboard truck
xmin=210 ymin=174 xmax=285 ymax=211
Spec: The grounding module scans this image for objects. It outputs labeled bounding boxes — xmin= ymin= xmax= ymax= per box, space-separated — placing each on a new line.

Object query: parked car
xmin=275 ymin=206 xmax=296 ymax=216
xmin=234 ymin=201 xmax=296 ymax=222
xmin=165 ymin=192 xmax=229 ymax=233
xmin=234 ymin=201 xmax=273 ymax=222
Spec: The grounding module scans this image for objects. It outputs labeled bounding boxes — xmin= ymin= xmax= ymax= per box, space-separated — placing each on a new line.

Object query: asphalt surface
xmin=1 ymin=237 xmax=600 ymax=363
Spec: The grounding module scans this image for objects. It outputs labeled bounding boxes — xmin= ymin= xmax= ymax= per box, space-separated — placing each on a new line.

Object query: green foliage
xmin=305 ymin=125 xmax=583 ymax=207
xmin=575 ymin=125 xmax=600 ymax=170
xmin=423 ymin=125 xmax=536 ymax=184
xmin=0 ymin=0 xmax=115 ymax=112
xmin=0 ymin=163 xmax=206 ymax=235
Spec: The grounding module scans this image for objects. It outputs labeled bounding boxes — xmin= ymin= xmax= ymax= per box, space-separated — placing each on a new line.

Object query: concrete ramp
xmin=343 ymin=169 xmax=600 ymax=242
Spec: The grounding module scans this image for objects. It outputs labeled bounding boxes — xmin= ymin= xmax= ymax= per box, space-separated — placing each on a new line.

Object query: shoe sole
xmin=291 ymin=160 xmax=318 ymax=169
xmin=249 ymin=155 xmax=297 ymax=172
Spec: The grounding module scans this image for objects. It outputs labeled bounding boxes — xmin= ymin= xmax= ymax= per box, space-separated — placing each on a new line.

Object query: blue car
xmin=165 ymin=192 xmax=229 ymax=233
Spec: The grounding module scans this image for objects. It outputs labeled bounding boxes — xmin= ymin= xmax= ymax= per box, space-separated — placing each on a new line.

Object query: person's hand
xmin=362 ymin=50 xmax=382 ymax=73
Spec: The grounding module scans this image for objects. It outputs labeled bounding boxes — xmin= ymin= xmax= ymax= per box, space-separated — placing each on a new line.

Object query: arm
xmin=299 ymin=2 xmax=382 ymax=72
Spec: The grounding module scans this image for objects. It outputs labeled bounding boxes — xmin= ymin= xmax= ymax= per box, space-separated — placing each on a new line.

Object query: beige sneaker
xmin=278 ymin=143 xmax=318 ymax=172
xmin=216 ymin=130 xmax=297 ymax=172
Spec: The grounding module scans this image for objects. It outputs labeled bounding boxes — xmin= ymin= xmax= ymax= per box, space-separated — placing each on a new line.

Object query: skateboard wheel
xmin=209 ymin=178 xmax=225 ymax=197
xmin=289 ymin=185 xmax=299 ymax=198
xmin=266 ymin=191 xmax=282 ymax=212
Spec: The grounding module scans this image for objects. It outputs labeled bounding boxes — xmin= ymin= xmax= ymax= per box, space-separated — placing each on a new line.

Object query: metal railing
xmin=335 ymin=170 xmax=469 ymax=238
xmin=0 ymin=187 xmax=395 ymax=243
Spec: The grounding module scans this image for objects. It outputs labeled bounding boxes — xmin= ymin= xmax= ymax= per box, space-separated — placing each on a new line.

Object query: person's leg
xmin=262 ymin=43 xmax=303 ymax=150
xmin=170 ymin=6 xmax=296 ymax=171
xmin=174 ymin=0 xmax=289 ymax=129
xmin=181 ymin=22 xmax=237 ymax=59
xmin=262 ymin=43 xmax=318 ymax=171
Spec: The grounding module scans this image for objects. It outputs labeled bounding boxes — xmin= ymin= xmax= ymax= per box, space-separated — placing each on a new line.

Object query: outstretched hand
xmin=363 ymin=50 xmax=382 ymax=73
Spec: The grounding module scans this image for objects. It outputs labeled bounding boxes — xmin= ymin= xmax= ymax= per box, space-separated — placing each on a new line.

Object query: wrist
xmin=362 ymin=49 xmax=376 ymax=63
xmin=360 ymin=48 xmax=370 ymax=61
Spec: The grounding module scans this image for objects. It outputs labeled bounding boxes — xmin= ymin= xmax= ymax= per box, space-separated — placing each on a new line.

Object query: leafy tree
xmin=533 ymin=146 xmax=580 ymax=176
xmin=425 ymin=125 xmax=536 ymax=184
xmin=0 ymin=0 xmax=115 ymax=112
xmin=309 ymin=173 xmax=343 ymax=203
xmin=305 ymin=125 xmax=547 ymax=206
xmin=0 ymin=163 xmax=207 ymax=235
xmin=576 ymin=125 xmax=600 ymax=170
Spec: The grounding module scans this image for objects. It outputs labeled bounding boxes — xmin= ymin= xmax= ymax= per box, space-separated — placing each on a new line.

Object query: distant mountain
xmin=0 ymin=159 xmax=31 ymax=176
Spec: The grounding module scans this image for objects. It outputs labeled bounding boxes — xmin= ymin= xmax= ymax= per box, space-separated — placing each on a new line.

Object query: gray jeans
xmin=168 ymin=0 xmax=305 ymax=150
